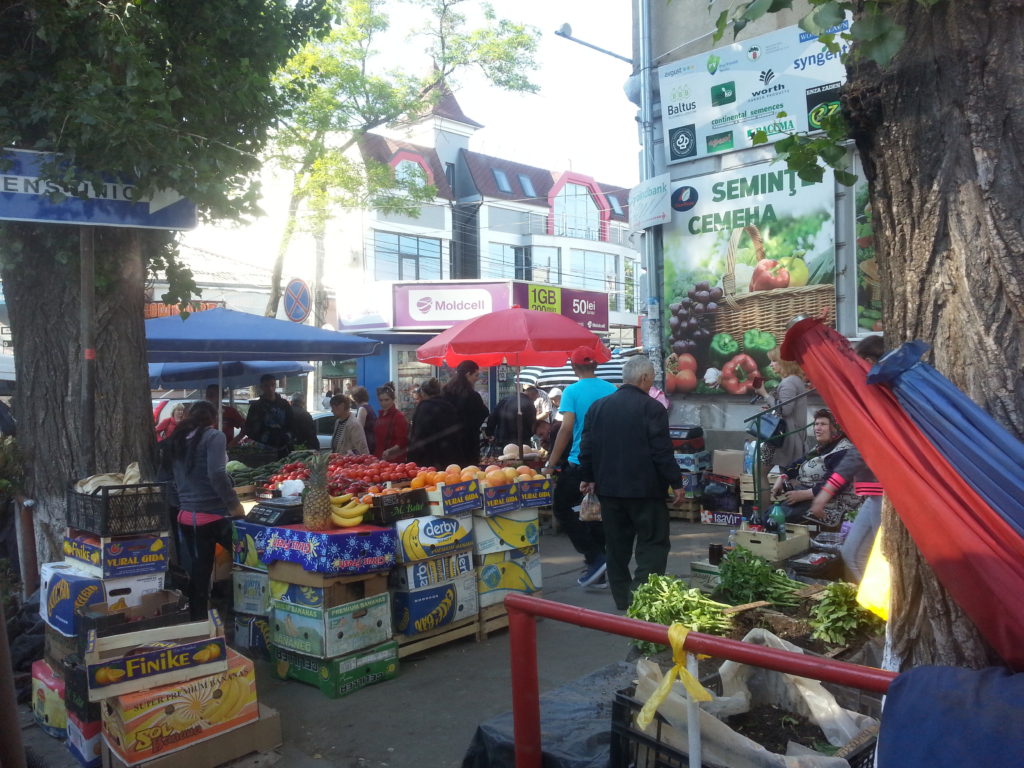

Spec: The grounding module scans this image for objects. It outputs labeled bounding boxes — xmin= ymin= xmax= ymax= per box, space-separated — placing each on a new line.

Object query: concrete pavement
xmin=19 ymin=518 xmax=729 ymax=768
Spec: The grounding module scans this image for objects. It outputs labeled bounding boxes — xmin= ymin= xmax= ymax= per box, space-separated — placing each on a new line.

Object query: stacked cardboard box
xmin=246 ymin=521 xmax=400 ymax=699
xmin=472 ymin=503 xmax=542 ymax=608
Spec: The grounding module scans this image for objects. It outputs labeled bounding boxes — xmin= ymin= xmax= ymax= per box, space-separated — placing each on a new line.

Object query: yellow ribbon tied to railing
xmin=636 ymin=623 xmax=712 ymax=729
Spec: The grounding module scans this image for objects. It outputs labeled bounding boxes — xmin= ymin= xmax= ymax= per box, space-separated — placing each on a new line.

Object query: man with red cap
xmin=542 ymin=346 xmax=617 ymax=588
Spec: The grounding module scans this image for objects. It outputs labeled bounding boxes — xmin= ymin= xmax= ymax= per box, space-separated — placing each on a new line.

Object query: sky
xmin=181 ymin=0 xmax=639 ymax=275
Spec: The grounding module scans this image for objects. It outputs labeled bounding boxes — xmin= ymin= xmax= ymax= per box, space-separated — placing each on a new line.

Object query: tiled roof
xmin=462 ymin=150 xmax=631 ymax=222
xmin=431 ymin=83 xmax=484 ymax=129
xmin=357 ymin=134 xmax=454 ymax=200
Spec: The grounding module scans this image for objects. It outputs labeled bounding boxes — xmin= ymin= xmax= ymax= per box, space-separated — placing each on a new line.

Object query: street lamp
xmin=553 ymin=23 xmax=632 ymax=64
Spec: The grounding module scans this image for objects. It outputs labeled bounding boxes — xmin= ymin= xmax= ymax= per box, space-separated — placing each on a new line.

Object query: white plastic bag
xmin=633 ymin=628 xmax=878 ymax=768
xmin=578 ymin=491 xmax=601 ymax=521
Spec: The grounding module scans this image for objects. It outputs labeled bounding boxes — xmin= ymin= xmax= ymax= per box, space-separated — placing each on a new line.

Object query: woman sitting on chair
xmin=770 ymin=408 xmax=862 ymax=531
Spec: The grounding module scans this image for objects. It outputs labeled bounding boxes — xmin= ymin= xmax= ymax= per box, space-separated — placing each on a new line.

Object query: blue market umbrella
xmin=868 ymin=340 xmax=1024 ymax=537
xmin=149 ymin=360 xmax=313 ymax=390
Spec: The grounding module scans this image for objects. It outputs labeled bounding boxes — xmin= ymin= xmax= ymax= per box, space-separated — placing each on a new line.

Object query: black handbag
xmin=747 ymin=410 xmax=786 ymax=448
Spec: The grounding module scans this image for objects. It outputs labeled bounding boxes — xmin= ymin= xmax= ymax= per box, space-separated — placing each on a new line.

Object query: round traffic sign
xmin=283 ymin=278 xmax=312 ymax=323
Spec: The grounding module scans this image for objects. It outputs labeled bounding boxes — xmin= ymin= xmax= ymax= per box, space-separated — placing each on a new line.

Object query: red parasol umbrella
xmin=416 ymin=307 xmax=611 ymax=368
xmin=417 ymin=307 xmax=612 ymax=459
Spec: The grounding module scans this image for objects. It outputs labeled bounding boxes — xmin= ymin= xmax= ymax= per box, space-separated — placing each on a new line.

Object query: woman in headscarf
xmin=770 ymin=408 xmax=861 ymax=531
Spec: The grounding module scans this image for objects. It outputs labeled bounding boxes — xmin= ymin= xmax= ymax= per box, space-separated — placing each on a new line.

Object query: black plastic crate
xmin=610 ymin=687 xmax=877 ymax=768
xmin=66 ymin=482 xmax=168 ymax=537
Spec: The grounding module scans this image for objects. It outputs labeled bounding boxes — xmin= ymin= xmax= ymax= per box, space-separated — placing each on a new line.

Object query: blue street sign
xmin=0 ymin=147 xmax=197 ymax=230
xmin=284 ymin=278 xmax=312 ymax=323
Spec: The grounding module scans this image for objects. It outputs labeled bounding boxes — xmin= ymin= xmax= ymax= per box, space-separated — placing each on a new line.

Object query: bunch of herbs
xmin=718 ymin=546 xmax=802 ymax=607
xmin=809 ymin=581 xmax=885 ymax=646
xmin=627 ymin=573 xmax=733 ymax=655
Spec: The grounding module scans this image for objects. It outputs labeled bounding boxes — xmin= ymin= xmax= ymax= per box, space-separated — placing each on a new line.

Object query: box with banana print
xmin=270 ymin=592 xmax=392 ymax=658
xmin=394 ymin=512 xmax=474 ymax=563
xmin=101 ymin=647 xmax=257 ymax=767
xmin=63 ymin=530 xmax=170 ymax=579
xmin=471 ymin=508 xmax=540 ymax=556
xmin=271 ymin=640 xmax=399 ymax=699
xmin=391 ymin=571 xmax=479 ymax=636
xmin=475 ymin=546 xmax=543 ymax=608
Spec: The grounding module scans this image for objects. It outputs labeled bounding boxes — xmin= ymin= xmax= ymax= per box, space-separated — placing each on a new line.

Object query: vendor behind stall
xmin=770 ymin=408 xmax=862 ymax=531
xmin=163 ymin=401 xmax=244 ymax=619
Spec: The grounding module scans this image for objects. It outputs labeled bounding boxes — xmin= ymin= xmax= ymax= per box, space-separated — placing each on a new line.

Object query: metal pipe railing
xmin=505 ymin=593 xmax=896 ymax=768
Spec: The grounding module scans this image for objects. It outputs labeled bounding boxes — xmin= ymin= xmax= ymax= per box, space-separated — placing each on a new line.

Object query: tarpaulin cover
xmin=867 ymin=340 xmax=1024 ymax=538
xmin=461 ymin=661 xmax=633 ymax=768
xmin=877 ymin=665 xmax=1024 ymax=766
xmin=780 ymin=319 xmax=1024 ymax=670
xmin=417 ymin=307 xmax=611 ymax=368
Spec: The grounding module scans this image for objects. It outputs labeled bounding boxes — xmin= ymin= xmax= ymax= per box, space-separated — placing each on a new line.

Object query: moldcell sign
xmin=392 ymin=282 xmax=511 ymax=328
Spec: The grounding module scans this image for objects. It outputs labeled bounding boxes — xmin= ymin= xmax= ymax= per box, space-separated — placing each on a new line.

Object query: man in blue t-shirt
xmin=542 ymin=346 xmax=617 ymax=588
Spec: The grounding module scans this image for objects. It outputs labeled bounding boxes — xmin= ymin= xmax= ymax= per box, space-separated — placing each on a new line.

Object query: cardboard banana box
xmin=481 ymin=482 xmax=521 ymax=516
xmin=231 ymin=568 xmax=270 ymax=616
xmin=475 ymin=546 xmax=543 ymax=608
xmin=32 ymin=658 xmax=67 ymax=739
xmin=270 ymin=592 xmax=392 ymax=659
xmin=40 ymin=562 xmax=164 ymax=638
xmin=271 ymin=641 xmax=399 ymax=699
xmin=516 ymin=477 xmax=554 ymax=508
xmin=231 ymin=519 xmax=272 ymax=572
xmin=102 ymin=648 xmax=257 ymax=767
xmin=392 ymin=571 xmax=479 ymax=636
xmin=394 ymin=511 xmax=474 ymax=563
xmin=424 ymin=480 xmax=483 ymax=514
xmin=471 ymin=508 xmax=540 ymax=555
xmin=268 ymin=571 xmax=388 ymax=610
xmin=63 ymin=530 xmax=169 ymax=579
xmin=67 ymin=711 xmax=102 ymax=768
xmin=389 ymin=548 xmax=474 ymax=591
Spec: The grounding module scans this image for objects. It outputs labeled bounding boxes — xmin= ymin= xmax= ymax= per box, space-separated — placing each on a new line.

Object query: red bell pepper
xmin=749 ymin=259 xmax=790 ymax=291
xmin=720 ymin=353 xmax=759 ymax=395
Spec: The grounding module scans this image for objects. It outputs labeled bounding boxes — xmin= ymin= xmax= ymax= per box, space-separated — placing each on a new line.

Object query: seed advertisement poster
xmin=661 ymin=164 xmax=835 ymax=396
xmin=658 ymin=22 xmax=849 ymax=164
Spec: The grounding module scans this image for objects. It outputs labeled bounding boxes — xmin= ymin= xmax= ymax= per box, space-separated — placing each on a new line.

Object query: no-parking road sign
xmin=284 ymin=278 xmax=312 ymax=323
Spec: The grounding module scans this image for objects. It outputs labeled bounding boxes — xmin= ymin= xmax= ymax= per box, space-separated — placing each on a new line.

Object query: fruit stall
xmin=228 ymin=449 xmax=550 ymax=695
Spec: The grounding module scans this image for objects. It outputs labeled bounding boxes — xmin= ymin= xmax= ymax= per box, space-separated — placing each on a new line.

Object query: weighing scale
xmin=244 ymin=495 xmax=304 ymax=526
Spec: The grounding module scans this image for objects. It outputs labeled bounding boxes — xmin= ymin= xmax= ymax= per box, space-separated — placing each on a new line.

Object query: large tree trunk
xmin=846 ymin=0 xmax=1024 ymax=670
xmin=1 ymin=223 xmax=159 ymax=565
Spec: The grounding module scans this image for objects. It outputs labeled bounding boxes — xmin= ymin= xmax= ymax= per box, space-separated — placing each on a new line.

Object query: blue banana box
xmin=62 ymin=531 xmax=169 ymax=579
xmin=262 ymin=523 xmax=396 ymax=575
xmin=231 ymin=613 xmax=271 ymax=661
xmin=40 ymin=563 xmax=165 ymax=637
xmin=394 ymin=512 xmax=474 ymax=563
xmin=432 ymin=480 xmax=483 ymax=514
xmin=392 ymin=571 xmax=479 ymax=636
xmin=475 ymin=546 xmax=543 ymax=608
xmin=390 ymin=548 xmax=474 ymax=591
xmin=481 ymin=482 xmax=520 ymax=515
xmin=232 ymin=519 xmax=273 ymax=573
xmin=516 ymin=478 xmax=553 ymax=508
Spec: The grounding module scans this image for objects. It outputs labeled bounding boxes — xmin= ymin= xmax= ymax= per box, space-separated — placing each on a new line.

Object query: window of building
xmin=520 ymin=245 xmax=561 ymax=283
xmin=567 ymin=249 xmax=621 ymax=310
xmin=394 ymin=159 xmax=428 ymax=186
xmin=373 ymin=231 xmax=442 ymax=281
xmin=484 ymin=242 xmax=518 ymax=280
xmin=445 ymin=162 xmax=455 ymax=189
xmin=518 ymin=174 xmax=537 ymax=198
xmin=607 ymin=195 xmax=624 ymax=215
xmin=492 ymin=168 xmax=513 ymax=193
xmin=553 ymin=183 xmax=601 ymax=240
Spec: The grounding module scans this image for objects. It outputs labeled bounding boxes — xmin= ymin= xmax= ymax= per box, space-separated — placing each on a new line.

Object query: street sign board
xmin=284 ymin=278 xmax=312 ymax=323
xmin=0 ymin=147 xmax=197 ymax=230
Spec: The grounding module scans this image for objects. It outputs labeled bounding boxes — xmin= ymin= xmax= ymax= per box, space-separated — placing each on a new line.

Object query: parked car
xmin=311 ymin=410 xmax=334 ymax=451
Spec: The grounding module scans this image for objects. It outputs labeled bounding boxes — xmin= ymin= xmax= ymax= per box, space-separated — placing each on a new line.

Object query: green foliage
xmin=627 ymin=573 xmax=733 ymax=655
xmin=718 ymin=546 xmax=802 ymax=607
xmin=0 ymin=437 xmax=25 ymax=497
xmin=809 ymin=581 xmax=885 ymax=645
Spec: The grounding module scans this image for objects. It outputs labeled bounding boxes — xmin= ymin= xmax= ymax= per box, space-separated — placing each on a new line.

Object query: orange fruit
xmin=430 ymin=471 xmax=446 ymax=485
xmin=444 ymin=472 xmax=461 ymax=485
xmin=425 ymin=485 xmax=437 ymax=491
xmin=484 ymin=464 xmax=501 ymax=474
xmin=516 ymin=465 xmax=532 ymax=476
xmin=445 ymin=464 xmax=462 ymax=475
xmin=502 ymin=467 xmax=518 ymax=482
xmin=410 ymin=476 xmax=426 ymax=489
xmin=485 ymin=469 xmax=507 ymax=487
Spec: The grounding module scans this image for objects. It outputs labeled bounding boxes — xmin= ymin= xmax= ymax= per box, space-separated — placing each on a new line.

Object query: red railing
xmin=505 ymin=593 xmax=897 ymax=768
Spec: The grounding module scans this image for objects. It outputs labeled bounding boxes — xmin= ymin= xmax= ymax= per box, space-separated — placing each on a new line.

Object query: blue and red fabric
xmin=780 ymin=319 xmax=1024 ymax=670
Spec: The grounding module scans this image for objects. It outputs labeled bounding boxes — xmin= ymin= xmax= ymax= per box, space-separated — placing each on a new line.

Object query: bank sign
xmin=658 ymin=21 xmax=849 ymax=164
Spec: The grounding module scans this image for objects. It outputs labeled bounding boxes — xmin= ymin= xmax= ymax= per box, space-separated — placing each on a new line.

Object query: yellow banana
xmin=330 ymin=512 xmax=364 ymax=528
xmin=202 ymin=675 xmax=238 ymax=724
xmin=333 ymin=502 xmax=370 ymax=519
xmin=330 ymin=493 xmax=353 ymax=505
xmin=400 ymin=519 xmax=428 ymax=561
xmin=498 ymin=561 xmax=539 ymax=592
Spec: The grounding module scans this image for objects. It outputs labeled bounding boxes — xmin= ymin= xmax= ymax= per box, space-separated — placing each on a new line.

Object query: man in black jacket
xmin=578 ymin=356 xmax=686 ymax=610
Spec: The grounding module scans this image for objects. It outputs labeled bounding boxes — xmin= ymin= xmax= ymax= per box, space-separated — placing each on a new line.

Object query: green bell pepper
xmin=709 ymin=333 xmax=740 ymax=368
xmin=742 ymin=328 xmax=777 ymax=366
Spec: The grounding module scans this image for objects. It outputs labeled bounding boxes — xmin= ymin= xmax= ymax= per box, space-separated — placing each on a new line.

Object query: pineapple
xmin=302 ymin=453 xmax=333 ymax=530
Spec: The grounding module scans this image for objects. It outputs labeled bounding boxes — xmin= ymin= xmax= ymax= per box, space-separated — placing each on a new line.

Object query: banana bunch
xmin=200 ymin=673 xmax=249 ymax=725
xmin=330 ymin=493 xmax=371 ymax=528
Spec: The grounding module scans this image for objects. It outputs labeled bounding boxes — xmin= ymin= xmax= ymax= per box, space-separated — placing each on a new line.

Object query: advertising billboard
xmin=658 ymin=22 xmax=849 ymax=164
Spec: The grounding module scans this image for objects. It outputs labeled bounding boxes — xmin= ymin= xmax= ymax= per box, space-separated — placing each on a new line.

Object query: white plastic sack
xmin=279 ymin=479 xmax=305 ymax=497
xmin=633 ymin=628 xmax=878 ymax=768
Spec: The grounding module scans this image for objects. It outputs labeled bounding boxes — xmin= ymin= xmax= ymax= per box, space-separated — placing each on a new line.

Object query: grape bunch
xmin=667 ymin=281 xmax=724 ymax=356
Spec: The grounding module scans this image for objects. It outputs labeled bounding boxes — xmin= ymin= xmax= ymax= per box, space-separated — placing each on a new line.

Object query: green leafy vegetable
xmin=627 ymin=574 xmax=733 ymax=655
xmin=809 ymin=581 xmax=885 ymax=645
xmin=718 ymin=547 xmax=802 ymax=607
